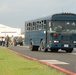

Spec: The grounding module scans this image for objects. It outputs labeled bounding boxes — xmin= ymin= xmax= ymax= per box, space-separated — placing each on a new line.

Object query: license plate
xmin=64 ymin=44 xmax=69 ymax=47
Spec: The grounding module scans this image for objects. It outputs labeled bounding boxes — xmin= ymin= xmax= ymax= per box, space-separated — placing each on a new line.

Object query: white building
xmin=0 ymin=24 xmax=21 ymax=37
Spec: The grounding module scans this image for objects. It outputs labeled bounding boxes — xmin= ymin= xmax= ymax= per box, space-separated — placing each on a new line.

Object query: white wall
xmin=0 ymin=24 xmax=21 ymax=37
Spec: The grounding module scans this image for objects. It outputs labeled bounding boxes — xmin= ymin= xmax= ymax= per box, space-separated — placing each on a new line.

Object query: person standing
xmin=5 ymin=35 xmax=10 ymax=47
xmin=10 ymin=35 xmax=14 ymax=46
xmin=0 ymin=37 xmax=2 ymax=46
xmin=2 ymin=37 xmax=5 ymax=46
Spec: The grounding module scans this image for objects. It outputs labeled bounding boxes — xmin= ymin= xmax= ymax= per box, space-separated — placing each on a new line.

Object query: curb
xmin=4 ymin=47 xmax=76 ymax=75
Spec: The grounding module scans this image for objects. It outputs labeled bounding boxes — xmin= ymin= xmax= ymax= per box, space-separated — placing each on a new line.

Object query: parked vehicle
xmin=14 ymin=37 xmax=23 ymax=46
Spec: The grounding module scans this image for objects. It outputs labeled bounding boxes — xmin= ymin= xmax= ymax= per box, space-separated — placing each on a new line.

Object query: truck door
xmin=45 ymin=20 xmax=51 ymax=48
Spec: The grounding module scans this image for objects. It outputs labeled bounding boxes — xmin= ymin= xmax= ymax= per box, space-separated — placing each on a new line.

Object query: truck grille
xmin=61 ymin=36 xmax=71 ymax=43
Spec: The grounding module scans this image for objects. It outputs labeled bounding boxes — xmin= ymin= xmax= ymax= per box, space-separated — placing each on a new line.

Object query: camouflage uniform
xmin=5 ymin=35 xmax=10 ymax=47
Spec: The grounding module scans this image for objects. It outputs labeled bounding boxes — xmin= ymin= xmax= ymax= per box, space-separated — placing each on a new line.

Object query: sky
xmin=0 ymin=0 xmax=76 ymax=32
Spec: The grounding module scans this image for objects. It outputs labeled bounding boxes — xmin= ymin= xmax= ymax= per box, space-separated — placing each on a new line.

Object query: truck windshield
xmin=51 ymin=21 xmax=76 ymax=33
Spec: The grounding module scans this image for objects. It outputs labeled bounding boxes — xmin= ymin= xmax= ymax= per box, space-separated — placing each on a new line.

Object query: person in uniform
xmin=5 ymin=35 xmax=10 ymax=47
xmin=10 ymin=35 xmax=14 ymax=46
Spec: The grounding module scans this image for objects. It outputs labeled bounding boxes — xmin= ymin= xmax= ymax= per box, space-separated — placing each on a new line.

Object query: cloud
xmin=0 ymin=4 xmax=10 ymax=13
xmin=0 ymin=0 xmax=74 ymax=14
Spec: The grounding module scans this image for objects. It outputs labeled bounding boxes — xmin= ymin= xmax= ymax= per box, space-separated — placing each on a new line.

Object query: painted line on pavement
xmin=40 ymin=60 xmax=69 ymax=64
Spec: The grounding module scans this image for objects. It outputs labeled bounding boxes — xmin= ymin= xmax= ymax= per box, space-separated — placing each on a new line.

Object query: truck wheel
xmin=29 ymin=41 xmax=34 ymax=51
xmin=65 ymin=48 xmax=73 ymax=53
xmin=29 ymin=40 xmax=38 ymax=51
xmin=39 ymin=40 xmax=48 ymax=52
xmin=51 ymin=48 xmax=58 ymax=52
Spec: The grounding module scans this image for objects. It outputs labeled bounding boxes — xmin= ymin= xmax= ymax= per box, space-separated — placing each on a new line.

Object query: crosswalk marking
xmin=40 ymin=60 xmax=69 ymax=64
xmin=70 ymin=53 xmax=76 ymax=55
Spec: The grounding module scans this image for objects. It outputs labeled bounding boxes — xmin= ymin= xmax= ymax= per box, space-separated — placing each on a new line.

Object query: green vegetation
xmin=0 ymin=47 xmax=66 ymax=75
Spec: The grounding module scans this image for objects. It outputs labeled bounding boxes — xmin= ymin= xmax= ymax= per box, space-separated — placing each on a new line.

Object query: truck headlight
xmin=73 ymin=41 xmax=76 ymax=43
xmin=54 ymin=40 xmax=59 ymax=43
